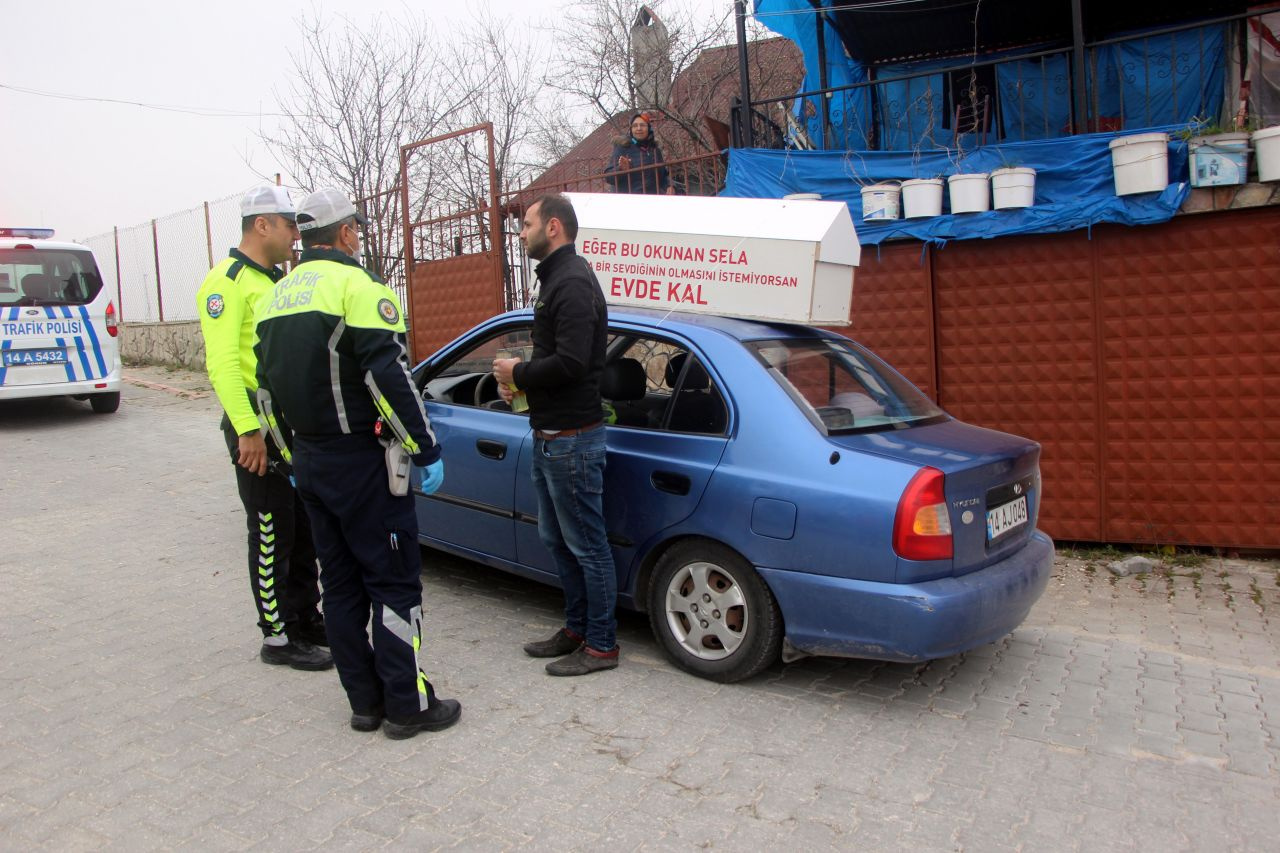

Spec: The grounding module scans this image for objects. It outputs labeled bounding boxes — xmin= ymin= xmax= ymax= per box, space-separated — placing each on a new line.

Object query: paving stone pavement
xmin=2 ymin=365 xmax=1278 ymax=851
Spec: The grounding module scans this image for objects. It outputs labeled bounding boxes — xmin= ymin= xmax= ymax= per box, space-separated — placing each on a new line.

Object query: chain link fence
xmin=79 ymin=187 xmax=405 ymax=325
xmin=81 ymin=193 xmax=243 ymax=323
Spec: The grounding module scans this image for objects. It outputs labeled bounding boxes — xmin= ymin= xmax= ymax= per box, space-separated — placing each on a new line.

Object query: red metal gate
xmin=399 ymin=124 xmax=505 ymax=360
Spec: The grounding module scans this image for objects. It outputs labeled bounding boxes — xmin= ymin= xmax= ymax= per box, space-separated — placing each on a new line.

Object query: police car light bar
xmin=0 ymin=228 xmax=56 ymax=239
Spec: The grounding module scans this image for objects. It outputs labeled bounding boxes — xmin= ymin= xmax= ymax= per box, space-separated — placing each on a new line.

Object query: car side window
xmin=604 ymin=336 xmax=727 ymax=435
xmin=421 ymin=326 xmax=533 ymax=412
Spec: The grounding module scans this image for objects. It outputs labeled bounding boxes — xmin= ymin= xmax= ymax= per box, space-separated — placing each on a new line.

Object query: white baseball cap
xmin=295 ymin=188 xmax=369 ymax=232
xmin=240 ymin=185 xmax=296 ymax=219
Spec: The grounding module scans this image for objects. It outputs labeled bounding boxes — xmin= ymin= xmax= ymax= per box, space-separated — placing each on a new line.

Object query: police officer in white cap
xmin=195 ymin=186 xmax=332 ymax=671
xmin=254 ymin=188 xmax=459 ymax=738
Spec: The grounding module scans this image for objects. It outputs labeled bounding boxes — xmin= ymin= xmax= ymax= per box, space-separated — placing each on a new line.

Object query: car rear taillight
xmin=105 ymin=301 xmax=119 ymax=337
xmin=892 ymin=466 xmax=953 ymax=561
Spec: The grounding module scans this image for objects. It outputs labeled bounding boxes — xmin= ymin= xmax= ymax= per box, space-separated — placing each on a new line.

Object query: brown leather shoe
xmin=545 ymin=645 xmax=619 ymax=676
xmin=522 ymin=627 xmax=584 ymax=658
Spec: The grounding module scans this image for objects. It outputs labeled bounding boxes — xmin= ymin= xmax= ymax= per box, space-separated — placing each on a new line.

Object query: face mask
xmin=343 ymin=227 xmax=363 ymax=265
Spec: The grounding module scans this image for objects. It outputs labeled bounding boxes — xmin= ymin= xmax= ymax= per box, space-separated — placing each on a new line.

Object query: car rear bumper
xmin=758 ymin=529 xmax=1054 ymax=662
xmin=0 ymin=374 xmax=121 ymax=401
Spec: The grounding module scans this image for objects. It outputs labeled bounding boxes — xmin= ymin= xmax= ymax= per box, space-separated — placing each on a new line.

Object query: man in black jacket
xmin=493 ymin=193 xmax=619 ymax=676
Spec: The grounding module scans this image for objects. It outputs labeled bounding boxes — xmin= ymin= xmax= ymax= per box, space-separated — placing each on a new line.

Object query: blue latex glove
xmin=419 ymin=459 xmax=445 ymax=495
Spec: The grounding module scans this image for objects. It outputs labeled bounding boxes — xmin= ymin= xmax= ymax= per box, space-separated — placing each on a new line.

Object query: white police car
xmin=0 ymin=228 xmax=121 ymax=413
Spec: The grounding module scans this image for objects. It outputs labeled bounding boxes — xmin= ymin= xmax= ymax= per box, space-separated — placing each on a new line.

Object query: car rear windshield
xmin=0 ymin=248 xmax=104 ymax=306
xmin=749 ymin=337 xmax=946 ymax=434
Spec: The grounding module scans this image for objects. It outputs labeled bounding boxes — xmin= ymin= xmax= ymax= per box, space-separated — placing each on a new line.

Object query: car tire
xmin=90 ymin=392 xmax=120 ymax=414
xmin=647 ymin=540 xmax=783 ymax=683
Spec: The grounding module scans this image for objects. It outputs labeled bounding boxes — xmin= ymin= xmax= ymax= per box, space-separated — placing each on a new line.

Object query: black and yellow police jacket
xmin=252 ymin=247 xmax=440 ymax=467
xmin=196 ymin=249 xmax=283 ymax=435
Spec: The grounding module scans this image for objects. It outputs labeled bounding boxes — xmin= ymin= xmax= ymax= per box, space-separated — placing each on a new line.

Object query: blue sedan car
xmin=413 ymin=307 xmax=1053 ymax=682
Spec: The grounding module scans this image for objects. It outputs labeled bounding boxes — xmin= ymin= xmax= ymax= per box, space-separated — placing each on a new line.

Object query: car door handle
xmin=476 ymin=439 xmax=507 ymax=460
xmin=651 ymin=471 xmax=691 ymax=496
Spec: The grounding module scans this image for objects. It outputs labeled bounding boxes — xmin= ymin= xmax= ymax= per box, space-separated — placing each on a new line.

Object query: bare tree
xmin=544 ymin=0 xmax=792 ymax=156
xmin=260 ymin=10 xmax=578 ymax=286
xmin=259 ymin=11 xmax=481 ymax=286
xmin=549 ymin=1 xmax=731 ymax=130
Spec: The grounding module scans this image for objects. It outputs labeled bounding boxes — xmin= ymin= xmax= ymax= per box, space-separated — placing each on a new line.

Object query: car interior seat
xmin=20 ymin=273 xmax=61 ymax=302
xmin=600 ymin=357 xmax=649 ymax=426
xmin=60 ymin=275 xmax=86 ymax=302
xmin=664 ymin=352 xmax=726 ymax=434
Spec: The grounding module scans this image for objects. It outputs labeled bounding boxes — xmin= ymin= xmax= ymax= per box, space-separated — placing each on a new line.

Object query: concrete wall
xmin=121 ymin=321 xmax=204 ymax=370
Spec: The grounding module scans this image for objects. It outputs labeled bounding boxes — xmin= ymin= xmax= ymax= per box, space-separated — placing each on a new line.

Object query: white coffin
xmin=565 ymin=192 xmax=860 ymax=326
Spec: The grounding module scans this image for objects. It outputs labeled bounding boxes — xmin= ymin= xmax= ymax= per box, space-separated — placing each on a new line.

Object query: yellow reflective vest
xmin=253 ymin=247 xmax=439 ymax=465
xmin=195 ymin=249 xmax=284 ymax=435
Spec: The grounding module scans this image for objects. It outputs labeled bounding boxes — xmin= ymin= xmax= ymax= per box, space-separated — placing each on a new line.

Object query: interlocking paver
xmin=2 ymin=369 xmax=1279 ymax=850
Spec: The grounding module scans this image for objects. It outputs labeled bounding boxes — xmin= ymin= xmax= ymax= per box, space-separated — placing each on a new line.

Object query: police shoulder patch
xmin=206 ymin=293 xmax=225 ymax=318
xmin=377 ymin=298 xmax=399 ymax=324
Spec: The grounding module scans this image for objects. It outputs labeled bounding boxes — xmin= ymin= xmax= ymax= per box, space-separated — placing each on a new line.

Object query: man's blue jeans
xmin=530 ymin=426 xmax=617 ymax=652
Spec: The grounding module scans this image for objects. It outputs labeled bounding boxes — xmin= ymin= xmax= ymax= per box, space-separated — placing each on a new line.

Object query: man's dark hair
xmin=300 ymin=216 xmax=357 ymax=248
xmin=241 ymin=213 xmax=294 ymax=235
xmin=535 ymin=193 xmax=578 ymax=242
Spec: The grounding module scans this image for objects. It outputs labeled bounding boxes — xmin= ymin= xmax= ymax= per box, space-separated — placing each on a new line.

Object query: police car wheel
xmin=89 ymin=392 xmax=120 ymax=414
xmin=647 ymin=540 xmax=783 ymax=683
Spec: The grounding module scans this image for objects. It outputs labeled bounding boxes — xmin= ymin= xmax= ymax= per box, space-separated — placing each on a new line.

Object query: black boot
xmin=383 ymin=683 xmax=461 ymax=740
xmin=260 ymin=640 xmax=333 ymax=671
xmin=288 ymin=616 xmax=329 ymax=648
xmin=350 ymin=706 xmax=384 ymax=732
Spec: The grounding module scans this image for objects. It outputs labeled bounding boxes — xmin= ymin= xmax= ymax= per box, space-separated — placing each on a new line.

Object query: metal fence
xmin=81 ymin=193 xmax=241 ymax=324
xmin=80 ymin=188 xmax=406 ymax=325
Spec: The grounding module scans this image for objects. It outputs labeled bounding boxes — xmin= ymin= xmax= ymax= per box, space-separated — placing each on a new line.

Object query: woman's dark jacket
xmin=604 ymin=136 xmax=670 ymax=195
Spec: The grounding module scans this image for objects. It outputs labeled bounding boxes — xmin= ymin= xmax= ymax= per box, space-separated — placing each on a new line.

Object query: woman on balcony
xmin=604 ymin=113 xmax=674 ymax=195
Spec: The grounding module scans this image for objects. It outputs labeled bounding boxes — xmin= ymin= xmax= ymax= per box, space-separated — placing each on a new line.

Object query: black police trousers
xmin=222 ymin=420 xmax=322 ymax=638
xmin=292 ymin=433 xmax=433 ymax=718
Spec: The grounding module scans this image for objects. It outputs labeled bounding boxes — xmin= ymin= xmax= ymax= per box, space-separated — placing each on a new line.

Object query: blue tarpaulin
xmin=753 ymin=0 xmax=1226 ymax=151
xmin=721 ymin=128 xmax=1192 ymax=246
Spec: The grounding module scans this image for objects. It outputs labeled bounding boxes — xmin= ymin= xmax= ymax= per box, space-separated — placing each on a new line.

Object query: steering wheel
xmin=474 ymin=372 xmax=499 ymax=407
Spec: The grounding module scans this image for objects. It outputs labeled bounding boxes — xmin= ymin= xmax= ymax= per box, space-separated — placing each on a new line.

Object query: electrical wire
xmin=0 ymin=81 xmax=294 ymax=118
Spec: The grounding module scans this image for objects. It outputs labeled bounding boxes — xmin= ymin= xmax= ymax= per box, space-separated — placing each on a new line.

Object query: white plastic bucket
xmin=1252 ymin=125 xmax=1280 ymax=182
xmin=901 ymin=178 xmax=944 ymax=218
xmin=947 ymin=173 xmax=990 ymax=213
xmin=859 ymin=183 xmax=901 ymax=220
xmin=991 ymin=167 xmax=1036 ymax=209
xmin=1108 ymin=132 xmax=1169 ymax=195
xmin=783 ymin=192 xmax=823 ymax=200
xmin=1189 ymin=133 xmax=1250 ymax=186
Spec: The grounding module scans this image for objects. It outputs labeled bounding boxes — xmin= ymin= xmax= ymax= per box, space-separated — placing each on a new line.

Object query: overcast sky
xmin=3 ymin=0 xmax=738 ymax=241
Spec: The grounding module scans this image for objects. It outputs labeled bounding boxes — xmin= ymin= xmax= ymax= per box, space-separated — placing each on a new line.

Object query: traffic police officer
xmin=253 ymin=188 xmax=461 ymax=739
xmin=195 ymin=185 xmax=331 ymax=671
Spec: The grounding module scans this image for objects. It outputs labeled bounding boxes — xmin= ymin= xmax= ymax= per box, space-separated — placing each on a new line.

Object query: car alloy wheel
xmin=648 ymin=540 xmax=783 ymax=683
xmin=664 ymin=560 xmax=747 ymax=660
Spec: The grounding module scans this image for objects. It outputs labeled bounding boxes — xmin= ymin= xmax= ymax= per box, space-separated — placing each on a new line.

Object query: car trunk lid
xmin=829 ymin=419 xmax=1042 ymax=575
